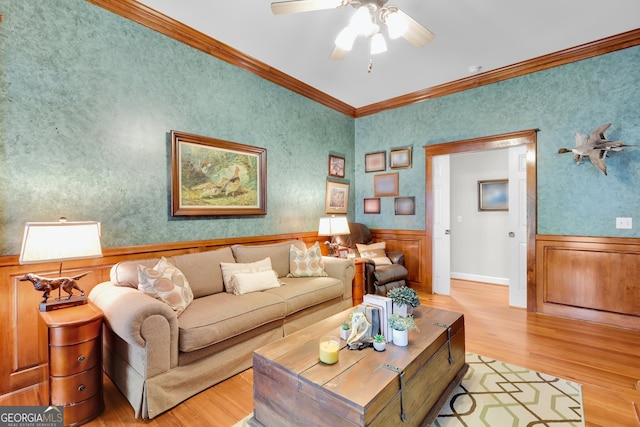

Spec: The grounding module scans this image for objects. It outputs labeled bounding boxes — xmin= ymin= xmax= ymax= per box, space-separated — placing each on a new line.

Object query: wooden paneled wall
xmin=536 ymin=234 xmax=640 ymax=329
xmin=0 ymin=230 xmax=424 ymax=397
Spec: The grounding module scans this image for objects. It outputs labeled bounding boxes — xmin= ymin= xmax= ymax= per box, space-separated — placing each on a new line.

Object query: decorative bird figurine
xmin=558 ymin=123 xmax=628 ymax=175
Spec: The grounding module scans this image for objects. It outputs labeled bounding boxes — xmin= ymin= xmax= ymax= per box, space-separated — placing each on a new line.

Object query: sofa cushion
xmin=111 ymin=258 xmax=160 ymax=288
xmin=231 ymin=240 xmax=306 ymax=278
xmin=220 ymin=257 xmax=273 ymax=294
xmin=231 ymin=270 xmax=281 ymax=295
xmin=177 ymin=292 xmax=286 ymax=352
xmin=137 ymin=257 xmax=194 ymax=316
xmin=170 ymin=247 xmax=235 ymax=298
xmin=264 ymin=277 xmax=343 ymax=315
xmin=288 ymin=242 xmax=328 ymax=278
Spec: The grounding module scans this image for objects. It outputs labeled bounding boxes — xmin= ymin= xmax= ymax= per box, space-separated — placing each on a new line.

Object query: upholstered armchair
xmin=333 ymin=222 xmax=408 ymax=295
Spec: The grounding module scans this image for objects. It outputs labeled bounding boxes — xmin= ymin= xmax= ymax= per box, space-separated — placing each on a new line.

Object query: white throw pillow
xmin=231 ymin=270 xmax=281 ymax=295
xmin=356 ymin=242 xmax=392 ymax=266
xmin=220 ymin=257 xmax=273 ymax=293
xmin=137 ymin=257 xmax=194 ymax=316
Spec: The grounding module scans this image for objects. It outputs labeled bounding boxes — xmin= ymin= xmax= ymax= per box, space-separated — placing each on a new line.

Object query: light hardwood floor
xmin=2 ymin=280 xmax=639 ymax=426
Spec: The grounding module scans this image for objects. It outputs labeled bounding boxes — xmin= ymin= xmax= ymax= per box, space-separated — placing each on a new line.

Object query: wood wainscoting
xmin=536 ymin=234 xmax=640 ymax=330
xmin=0 ymin=230 xmax=424 ymax=398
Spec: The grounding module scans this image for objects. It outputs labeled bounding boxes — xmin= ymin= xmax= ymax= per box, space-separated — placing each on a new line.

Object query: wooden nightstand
xmin=38 ymin=303 xmax=104 ymax=426
xmin=353 ymin=258 xmax=366 ymax=306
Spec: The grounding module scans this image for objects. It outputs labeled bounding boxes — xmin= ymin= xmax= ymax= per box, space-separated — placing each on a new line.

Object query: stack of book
xmin=358 ymin=294 xmax=393 ymax=343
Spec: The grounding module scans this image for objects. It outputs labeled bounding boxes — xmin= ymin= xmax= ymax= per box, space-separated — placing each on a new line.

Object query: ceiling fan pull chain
xmin=368 ymin=58 xmax=373 ymax=73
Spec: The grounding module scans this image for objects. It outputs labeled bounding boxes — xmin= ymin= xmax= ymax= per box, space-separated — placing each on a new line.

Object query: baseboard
xmin=451 ymin=272 xmax=508 ymax=286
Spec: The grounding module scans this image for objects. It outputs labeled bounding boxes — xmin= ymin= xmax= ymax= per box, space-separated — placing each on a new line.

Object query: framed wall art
xmin=363 ymin=198 xmax=381 ymax=214
xmin=478 ymin=179 xmax=508 ymax=211
xmin=328 ymin=154 xmax=345 ymax=178
xmin=365 ymin=151 xmax=386 ymax=173
xmin=394 ymin=197 xmax=415 ymax=215
xmin=170 ymin=130 xmax=267 ymax=216
xmin=373 ymin=173 xmax=399 ymax=197
xmin=325 ymin=180 xmax=349 ymax=214
xmin=390 ymin=147 xmax=412 ymax=169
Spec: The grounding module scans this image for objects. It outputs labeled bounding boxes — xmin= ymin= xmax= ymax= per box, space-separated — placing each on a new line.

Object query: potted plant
xmin=339 ymin=320 xmax=351 ymax=340
xmin=387 ymin=286 xmax=420 ymax=317
xmin=388 ymin=313 xmax=418 ymax=346
xmin=373 ymin=333 xmax=386 ymax=351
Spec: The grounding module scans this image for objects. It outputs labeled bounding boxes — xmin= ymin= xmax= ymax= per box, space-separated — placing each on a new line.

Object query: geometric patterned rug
xmin=433 ymin=353 xmax=584 ymax=427
xmin=233 ymin=353 xmax=584 ymax=427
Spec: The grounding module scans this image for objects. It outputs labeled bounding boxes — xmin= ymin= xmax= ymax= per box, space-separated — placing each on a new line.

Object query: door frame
xmin=424 ymin=129 xmax=538 ymax=311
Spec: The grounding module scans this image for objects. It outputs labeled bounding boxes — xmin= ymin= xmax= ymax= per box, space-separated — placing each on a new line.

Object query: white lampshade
xmin=370 ymin=33 xmax=387 ymax=55
xmin=350 ymin=6 xmax=374 ymax=36
xmin=386 ymin=11 xmax=408 ymax=39
xmin=318 ymin=216 xmax=350 ymax=236
xmin=19 ymin=219 xmax=103 ymax=264
xmin=335 ymin=26 xmax=357 ymax=51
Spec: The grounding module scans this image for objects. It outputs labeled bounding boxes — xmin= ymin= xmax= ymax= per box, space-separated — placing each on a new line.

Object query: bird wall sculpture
xmin=558 ymin=123 xmax=628 ymax=175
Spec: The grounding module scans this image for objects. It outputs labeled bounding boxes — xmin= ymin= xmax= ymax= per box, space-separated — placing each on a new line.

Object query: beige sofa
xmin=89 ymin=240 xmax=355 ymax=419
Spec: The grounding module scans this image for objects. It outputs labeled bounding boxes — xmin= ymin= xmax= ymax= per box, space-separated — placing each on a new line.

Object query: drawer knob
xmin=78 ymin=355 xmax=86 ymax=362
xmin=78 ymin=384 xmax=86 ymax=392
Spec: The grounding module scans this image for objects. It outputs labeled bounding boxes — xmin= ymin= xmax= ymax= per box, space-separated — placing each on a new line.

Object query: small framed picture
xmin=325 ymin=180 xmax=349 ymax=214
xmin=365 ymin=151 xmax=386 ymax=173
xmin=328 ymin=154 xmax=345 ymax=178
xmin=394 ymin=197 xmax=415 ymax=215
xmin=374 ymin=173 xmax=399 ymax=197
xmin=390 ymin=147 xmax=412 ymax=169
xmin=338 ymin=248 xmax=349 ymax=259
xmin=363 ymin=198 xmax=381 ymax=214
xmin=478 ymin=179 xmax=508 ymax=211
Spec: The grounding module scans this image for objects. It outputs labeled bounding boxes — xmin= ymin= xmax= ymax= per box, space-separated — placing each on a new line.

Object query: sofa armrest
xmin=322 ymin=256 xmax=355 ymax=301
xmin=387 ymin=251 xmax=405 ymax=266
xmin=89 ymin=282 xmax=179 ymax=376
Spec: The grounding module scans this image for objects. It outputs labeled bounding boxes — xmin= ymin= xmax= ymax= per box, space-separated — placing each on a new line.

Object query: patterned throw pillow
xmin=137 ymin=257 xmax=194 ymax=316
xmin=288 ymin=242 xmax=328 ymax=277
xmin=220 ymin=257 xmax=273 ymax=294
xmin=356 ymin=242 xmax=392 ymax=266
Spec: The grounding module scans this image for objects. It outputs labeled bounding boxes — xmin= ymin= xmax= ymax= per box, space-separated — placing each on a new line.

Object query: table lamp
xmin=318 ymin=216 xmax=350 ymax=255
xmin=19 ymin=218 xmax=102 ymax=311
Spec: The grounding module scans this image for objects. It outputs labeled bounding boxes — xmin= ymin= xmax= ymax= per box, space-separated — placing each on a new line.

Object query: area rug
xmin=233 ymin=353 xmax=583 ymax=426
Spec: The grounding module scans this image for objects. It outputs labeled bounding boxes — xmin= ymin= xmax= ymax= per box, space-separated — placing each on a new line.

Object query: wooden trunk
xmin=250 ymin=306 xmax=466 ymax=427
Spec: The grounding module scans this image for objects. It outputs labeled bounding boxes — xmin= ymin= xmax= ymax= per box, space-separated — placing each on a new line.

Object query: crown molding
xmin=87 ymin=1 xmax=639 ymax=119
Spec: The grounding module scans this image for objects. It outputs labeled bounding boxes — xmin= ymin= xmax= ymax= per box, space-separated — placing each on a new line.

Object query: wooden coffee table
xmin=249 ymin=306 xmax=466 ymax=427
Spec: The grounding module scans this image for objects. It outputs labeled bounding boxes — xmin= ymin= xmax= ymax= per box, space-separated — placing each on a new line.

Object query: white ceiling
xmin=136 ymin=0 xmax=640 ymax=109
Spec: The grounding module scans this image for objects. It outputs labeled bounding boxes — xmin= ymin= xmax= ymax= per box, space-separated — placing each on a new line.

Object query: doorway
xmin=424 ymin=130 xmax=537 ymax=312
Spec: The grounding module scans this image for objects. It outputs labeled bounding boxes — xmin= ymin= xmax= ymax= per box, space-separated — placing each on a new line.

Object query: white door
xmin=432 ymin=155 xmax=451 ymax=295
xmin=508 ymin=145 xmax=528 ymax=307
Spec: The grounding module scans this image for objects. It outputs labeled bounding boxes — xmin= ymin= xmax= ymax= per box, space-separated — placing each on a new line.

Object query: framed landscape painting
xmin=365 ymin=151 xmax=386 ymax=173
xmin=478 ymin=179 xmax=508 ymax=211
xmin=390 ymin=147 xmax=412 ymax=169
xmin=170 ymin=130 xmax=267 ymax=216
xmin=374 ymin=173 xmax=399 ymax=197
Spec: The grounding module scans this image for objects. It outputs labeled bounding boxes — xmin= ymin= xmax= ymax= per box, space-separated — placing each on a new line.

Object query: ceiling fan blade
xmin=271 ymin=0 xmax=346 ymax=15
xmin=396 ymin=9 xmax=435 ymax=48
xmin=329 ymin=45 xmax=349 ymax=60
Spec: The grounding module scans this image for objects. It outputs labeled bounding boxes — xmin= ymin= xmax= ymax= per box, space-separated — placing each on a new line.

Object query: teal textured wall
xmin=0 ymin=0 xmax=354 ymax=255
xmin=355 ymin=47 xmax=640 ymax=237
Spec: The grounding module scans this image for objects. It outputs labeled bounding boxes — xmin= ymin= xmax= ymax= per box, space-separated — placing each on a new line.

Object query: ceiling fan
xmin=271 ymin=0 xmax=435 ymax=63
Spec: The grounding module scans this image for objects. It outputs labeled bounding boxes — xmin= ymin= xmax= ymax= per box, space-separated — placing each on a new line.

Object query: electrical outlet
xmin=616 ymin=217 xmax=633 ymax=229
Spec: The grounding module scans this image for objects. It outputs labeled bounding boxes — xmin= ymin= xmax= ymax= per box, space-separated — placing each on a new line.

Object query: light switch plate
xmin=616 ymin=217 xmax=633 ymax=229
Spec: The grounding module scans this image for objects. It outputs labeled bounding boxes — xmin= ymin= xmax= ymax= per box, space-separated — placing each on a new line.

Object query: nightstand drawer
xmin=50 ymin=365 xmax=101 ymax=405
xmin=50 ymin=338 xmax=100 ymax=376
xmin=61 ymin=393 xmax=104 ymax=426
xmin=49 ymin=318 xmax=102 ymax=346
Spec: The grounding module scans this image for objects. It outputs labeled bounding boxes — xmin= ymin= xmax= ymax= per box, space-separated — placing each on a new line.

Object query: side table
xmin=353 ymin=258 xmax=366 ymax=305
xmin=38 ymin=303 xmax=104 ymax=426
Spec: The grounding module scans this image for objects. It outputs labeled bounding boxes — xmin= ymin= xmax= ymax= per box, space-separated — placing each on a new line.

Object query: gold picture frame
xmin=365 ymin=151 xmax=386 ymax=173
xmin=325 ymin=181 xmax=349 ymax=214
xmin=389 ymin=147 xmax=412 ymax=169
xmin=478 ymin=179 xmax=508 ymax=211
xmin=170 ymin=130 xmax=267 ymax=216
xmin=373 ymin=173 xmax=399 ymax=197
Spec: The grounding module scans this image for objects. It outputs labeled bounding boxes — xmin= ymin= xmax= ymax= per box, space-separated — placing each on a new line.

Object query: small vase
xmin=393 ymin=302 xmax=408 ymax=317
xmin=373 ymin=341 xmax=386 ymax=351
xmin=340 ymin=328 xmax=350 ymax=340
xmin=392 ymin=329 xmax=408 ymax=346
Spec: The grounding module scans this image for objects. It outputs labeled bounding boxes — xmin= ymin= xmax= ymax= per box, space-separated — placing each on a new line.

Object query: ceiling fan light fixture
xmin=370 ymin=32 xmax=387 ymax=54
xmin=335 ymin=26 xmax=357 ymax=51
xmin=350 ymin=6 xmax=375 ymax=36
xmin=386 ymin=10 xmax=408 ymax=39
